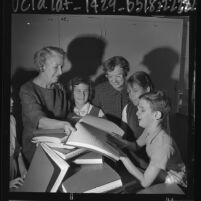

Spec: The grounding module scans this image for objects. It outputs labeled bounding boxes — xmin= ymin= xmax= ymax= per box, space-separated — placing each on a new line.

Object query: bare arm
xmin=120 ymin=156 xmax=161 ymax=188
xmin=114 ymin=128 xmax=148 ymax=150
xmin=38 ymin=117 xmax=75 ymax=134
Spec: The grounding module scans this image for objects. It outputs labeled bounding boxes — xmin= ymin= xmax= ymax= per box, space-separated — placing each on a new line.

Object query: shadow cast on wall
xmin=59 ymin=35 xmax=107 ymax=88
xmin=141 ymin=47 xmax=180 ymax=112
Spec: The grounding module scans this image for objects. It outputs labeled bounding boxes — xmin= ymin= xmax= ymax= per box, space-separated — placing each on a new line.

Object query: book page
xmin=32 ymin=136 xmax=67 ymax=144
xmin=52 ymin=147 xmax=87 ymax=160
xmin=66 ymin=122 xmax=121 ymax=161
xmin=43 ymin=142 xmax=75 ymax=149
xmin=32 ymin=129 xmax=69 ymax=144
xmin=73 ymin=151 xmax=103 ymax=164
xmin=78 ymin=115 xmax=124 ymax=137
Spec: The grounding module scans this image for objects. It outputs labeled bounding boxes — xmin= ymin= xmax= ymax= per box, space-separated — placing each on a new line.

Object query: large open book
xmin=64 ymin=115 xmax=125 ymax=161
xmin=32 ymin=115 xmax=124 ymax=161
xmin=79 ymin=115 xmax=124 ymax=137
xmin=17 ymin=143 xmax=69 ymax=192
xmin=61 ymin=163 xmax=122 ymax=193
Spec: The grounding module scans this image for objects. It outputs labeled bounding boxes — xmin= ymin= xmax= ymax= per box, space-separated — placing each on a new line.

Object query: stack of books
xmin=28 ymin=115 xmax=125 ymax=192
xmin=51 ymin=147 xmax=103 ymax=164
xmin=32 ymin=128 xmax=74 ymax=149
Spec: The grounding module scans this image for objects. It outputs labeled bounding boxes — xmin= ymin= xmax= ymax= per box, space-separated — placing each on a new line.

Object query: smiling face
xmin=73 ymin=83 xmax=89 ymax=108
xmin=106 ymin=65 xmax=125 ymax=91
xmin=128 ymin=83 xmax=149 ymax=106
xmin=136 ymin=99 xmax=156 ymax=129
xmin=43 ymin=52 xmax=64 ymax=85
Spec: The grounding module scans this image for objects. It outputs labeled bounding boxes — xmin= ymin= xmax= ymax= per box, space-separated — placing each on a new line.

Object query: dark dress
xmin=19 ymin=81 xmax=68 ymax=165
xmin=121 ymin=102 xmax=144 ymax=141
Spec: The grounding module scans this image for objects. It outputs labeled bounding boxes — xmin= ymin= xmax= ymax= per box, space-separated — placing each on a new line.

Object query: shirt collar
xmin=74 ymin=102 xmax=91 ymax=117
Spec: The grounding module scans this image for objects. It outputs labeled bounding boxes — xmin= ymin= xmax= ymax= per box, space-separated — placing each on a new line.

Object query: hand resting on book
xmin=60 ymin=135 xmax=69 ymax=143
xmin=64 ymin=123 xmax=76 ymax=135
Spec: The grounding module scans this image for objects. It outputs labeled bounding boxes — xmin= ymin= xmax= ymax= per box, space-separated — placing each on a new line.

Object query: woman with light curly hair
xmin=20 ymin=46 xmax=75 ymax=166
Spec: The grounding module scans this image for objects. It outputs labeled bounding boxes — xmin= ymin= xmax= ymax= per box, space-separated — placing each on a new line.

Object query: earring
xmin=40 ymin=66 xmax=45 ymax=72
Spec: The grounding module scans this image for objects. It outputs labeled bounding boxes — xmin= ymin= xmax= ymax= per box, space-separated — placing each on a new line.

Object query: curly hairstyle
xmin=103 ymin=56 xmax=130 ymax=76
xmin=33 ymin=46 xmax=65 ymax=71
xmin=139 ymin=90 xmax=171 ymax=120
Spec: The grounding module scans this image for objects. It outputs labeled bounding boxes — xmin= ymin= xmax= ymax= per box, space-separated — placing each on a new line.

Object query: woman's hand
xmin=64 ymin=122 xmax=76 ymax=135
xmin=9 ymin=177 xmax=24 ymax=189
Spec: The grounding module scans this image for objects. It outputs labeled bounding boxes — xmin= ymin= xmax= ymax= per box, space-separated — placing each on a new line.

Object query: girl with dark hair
xmin=122 ymin=71 xmax=154 ymax=141
xmin=67 ymin=77 xmax=104 ymax=125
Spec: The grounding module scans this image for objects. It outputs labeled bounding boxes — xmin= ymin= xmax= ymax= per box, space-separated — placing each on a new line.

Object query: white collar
xmin=73 ymin=102 xmax=91 ymax=117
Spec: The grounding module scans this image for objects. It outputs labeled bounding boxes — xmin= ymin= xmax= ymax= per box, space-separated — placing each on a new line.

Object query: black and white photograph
xmin=1 ymin=0 xmax=197 ymax=200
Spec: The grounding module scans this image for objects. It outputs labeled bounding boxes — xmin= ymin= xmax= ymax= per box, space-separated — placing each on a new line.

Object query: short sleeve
xmin=20 ymin=87 xmax=46 ymax=129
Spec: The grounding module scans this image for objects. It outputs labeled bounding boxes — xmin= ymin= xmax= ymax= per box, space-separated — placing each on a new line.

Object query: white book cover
xmin=66 ymin=122 xmax=122 ymax=161
xmin=73 ymin=151 xmax=103 ymax=164
xmin=79 ymin=115 xmax=124 ymax=137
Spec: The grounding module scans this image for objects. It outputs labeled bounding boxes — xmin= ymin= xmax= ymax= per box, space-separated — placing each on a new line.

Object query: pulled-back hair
xmin=33 ymin=46 xmax=65 ymax=70
xmin=127 ymin=71 xmax=154 ymax=91
xmin=140 ymin=90 xmax=171 ymax=120
xmin=103 ymin=56 xmax=130 ymax=76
